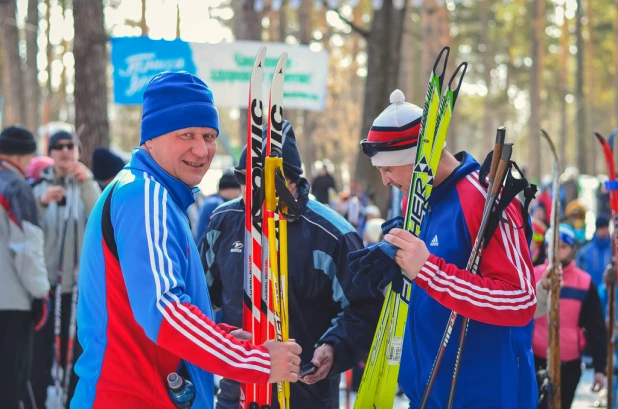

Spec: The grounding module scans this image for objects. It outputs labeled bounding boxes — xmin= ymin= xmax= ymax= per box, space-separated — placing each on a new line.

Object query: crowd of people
xmin=1 ymin=68 xmax=617 ymax=409
xmin=0 ymin=125 xmax=129 ymax=409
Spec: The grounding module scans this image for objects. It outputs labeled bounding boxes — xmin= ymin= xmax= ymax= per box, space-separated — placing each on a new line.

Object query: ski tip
xmin=255 ymin=46 xmax=267 ymax=64
xmin=433 ymin=46 xmax=450 ymax=78
xmin=594 ymin=131 xmax=606 ymax=142
xmin=448 ymin=62 xmax=468 ymax=102
xmin=275 ymin=52 xmax=289 ymax=73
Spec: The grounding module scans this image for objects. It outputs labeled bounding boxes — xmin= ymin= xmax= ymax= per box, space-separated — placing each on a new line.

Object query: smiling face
xmin=376 ymin=163 xmax=414 ymax=197
xmin=143 ymin=127 xmax=217 ymax=187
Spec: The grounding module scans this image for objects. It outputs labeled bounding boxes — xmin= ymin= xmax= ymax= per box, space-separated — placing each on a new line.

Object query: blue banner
xmin=111 ymin=37 xmax=196 ymax=105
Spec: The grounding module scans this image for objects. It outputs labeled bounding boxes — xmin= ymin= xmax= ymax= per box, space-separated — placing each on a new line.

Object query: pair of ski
xmin=355 ymin=46 xmax=469 ymax=408
xmin=594 ymin=129 xmax=618 ymax=409
xmin=242 ymin=46 xmax=290 ymax=409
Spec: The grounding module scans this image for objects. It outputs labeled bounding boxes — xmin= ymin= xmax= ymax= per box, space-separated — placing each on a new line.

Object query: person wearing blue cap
xmin=72 ymin=71 xmax=301 ymax=409
xmin=576 ymin=214 xmax=612 ymax=287
xmin=533 ymin=224 xmax=607 ymax=409
xmin=199 ymin=120 xmax=382 ymax=409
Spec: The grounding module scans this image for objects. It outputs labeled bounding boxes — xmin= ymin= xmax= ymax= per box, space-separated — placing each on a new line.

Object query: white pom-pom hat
xmin=361 ymin=89 xmax=423 ymax=167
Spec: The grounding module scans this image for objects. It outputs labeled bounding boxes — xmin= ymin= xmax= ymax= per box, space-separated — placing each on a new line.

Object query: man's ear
xmin=142 ymin=140 xmax=153 ymax=153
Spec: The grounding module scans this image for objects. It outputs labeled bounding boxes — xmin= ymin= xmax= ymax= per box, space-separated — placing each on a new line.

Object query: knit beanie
xmin=48 ymin=130 xmax=73 ymax=153
xmin=140 ymin=71 xmax=219 ymax=144
xmin=545 ymin=223 xmax=576 ymax=248
xmin=219 ymin=171 xmax=240 ymax=190
xmin=235 ymin=120 xmax=303 ymax=183
xmin=361 ymin=89 xmax=423 ymax=167
xmin=0 ymin=126 xmax=37 ymax=155
xmin=92 ymin=147 xmax=126 ymax=181
xmin=596 ymin=215 xmax=610 ymax=229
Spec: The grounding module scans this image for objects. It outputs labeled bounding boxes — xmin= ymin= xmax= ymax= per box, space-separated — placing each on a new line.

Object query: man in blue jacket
xmin=195 ymin=171 xmax=240 ymax=242
xmin=350 ymin=90 xmax=537 ymax=409
xmin=199 ymin=120 xmax=383 ymax=409
xmin=577 ymin=214 xmax=612 ymax=287
xmin=73 ymin=71 xmax=301 ymax=409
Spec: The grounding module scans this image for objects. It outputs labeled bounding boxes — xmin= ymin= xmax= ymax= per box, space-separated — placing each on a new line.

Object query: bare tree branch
xmin=323 ymin=1 xmax=371 ymax=39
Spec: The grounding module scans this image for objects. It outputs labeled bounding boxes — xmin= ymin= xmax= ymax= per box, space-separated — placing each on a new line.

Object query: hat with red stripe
xmin=361 ymin=89 xmax=423 ymax=167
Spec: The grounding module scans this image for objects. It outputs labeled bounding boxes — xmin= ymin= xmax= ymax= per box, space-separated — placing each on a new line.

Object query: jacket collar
xmin=428 ymin=151 xmax=480 ymax=207
xmin=0 ymin=158 xmax=25 ymax=179
xmin=128 ymin=148 xmax=198 ymax=212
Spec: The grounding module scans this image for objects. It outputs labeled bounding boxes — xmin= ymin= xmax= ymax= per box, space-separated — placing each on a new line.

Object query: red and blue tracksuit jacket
xmin=72 ymin=148 xmax=271 ymax=409
xmin=401 ymin=152 xmax=538 ymax=409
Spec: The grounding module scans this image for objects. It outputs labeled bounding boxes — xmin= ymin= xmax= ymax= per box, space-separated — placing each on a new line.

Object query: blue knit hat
xmin=235 ymin=120 xmax=303 ymax=183
xmin=140 ymin=71 xmax=219 ymax=145
xmin=545 ymin=223 xmax=576 ymax=248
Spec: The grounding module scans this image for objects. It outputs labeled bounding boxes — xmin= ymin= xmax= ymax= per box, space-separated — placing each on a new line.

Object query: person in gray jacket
xmin=28 ymin=129 xmax=101 ymax=408
xmin=0 ymin=126 xmax=51 ymax=409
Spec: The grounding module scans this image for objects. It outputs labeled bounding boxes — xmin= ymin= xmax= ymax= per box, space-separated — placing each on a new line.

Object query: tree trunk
xmin=45 ymin=0 xmax=52 ymax=95
xmin=296 ymin=0 xmax=317 ymax=175
xmin=527 ymin=0 xmax=543 ymax=182
xmin=141 ymin=0 xmax=148 ymax=36
xmin=354 ymin=1 xmax=406 ymax=214
xmin=176 ymin=0 xmax=181 ymax=38
xmin=615 ymin=0 xmax=618 ymax=127
xmin=233 ymin=0 xmax=262 ymax=142
xmin=575 ymin=0 xmax=586 ymax=173
xmin=25 ymin=0 xmax=41 ymax=132
xmin=421 ymin=0 xmax=450 ymax=82
xmin=586 ymin=0 xmax=596 ymax=175
xmin=398 ymin=4 xmax=415 ymax=101
xmin=0 ymin=0 xmax=26 ymax=125
xmin=481 ymin=0 xmax=495 ymax=154
xmin=73 ymin=0 xmax=109 ymax=168
xmin=559 ymin=5 xmax=569 ymax=170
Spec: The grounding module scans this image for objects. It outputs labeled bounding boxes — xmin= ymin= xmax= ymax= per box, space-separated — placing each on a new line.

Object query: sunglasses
xmin=360 ymin=136 xmax=418 ymax=158
xmin=51 ymin=143 xmax=75 ymax=151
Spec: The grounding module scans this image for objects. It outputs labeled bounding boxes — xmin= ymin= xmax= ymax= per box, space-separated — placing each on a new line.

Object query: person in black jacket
xmin=311 ymin=164 xmax=337 ymax=205
xmin=199 ymin=121 xmax=382 ymax=409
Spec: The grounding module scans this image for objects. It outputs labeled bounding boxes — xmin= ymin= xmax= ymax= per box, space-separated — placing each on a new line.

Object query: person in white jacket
xmin=0 ymin=126 xmax=51 ymax=409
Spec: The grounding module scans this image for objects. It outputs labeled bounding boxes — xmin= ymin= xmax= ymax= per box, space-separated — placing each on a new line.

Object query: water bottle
xmin=167 ymin=372 xmax=195 ymax=409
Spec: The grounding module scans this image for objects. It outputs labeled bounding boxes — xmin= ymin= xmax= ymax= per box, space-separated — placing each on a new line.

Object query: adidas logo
xmin=230 ymin=241 xmax=243 ymax=253
xmin=430 ymin=235 xmax=439 ymax=247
